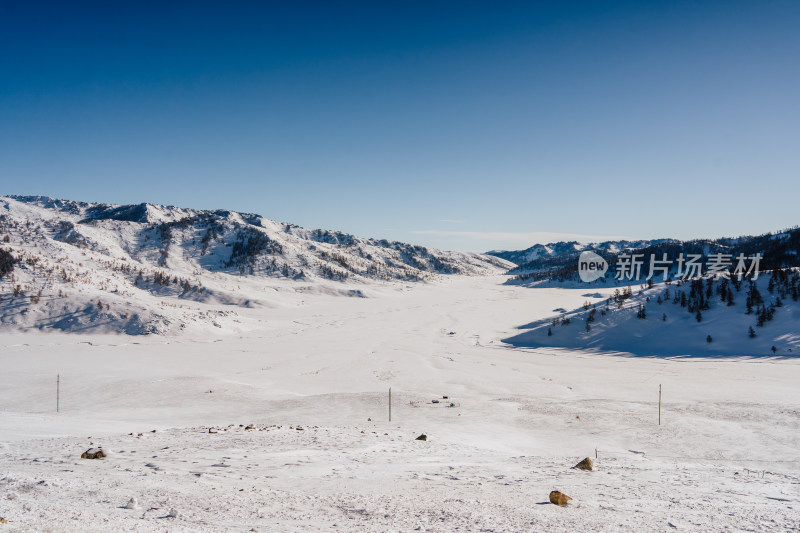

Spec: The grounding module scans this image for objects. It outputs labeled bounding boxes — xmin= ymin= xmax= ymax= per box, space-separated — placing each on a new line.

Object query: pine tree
xmin=0 ymin=248 xmax=15 ymax=278
xmin=695 ymin=309 xmax=702 ymax=322
xmin=749 ymin=326 xmax=756 ymax=338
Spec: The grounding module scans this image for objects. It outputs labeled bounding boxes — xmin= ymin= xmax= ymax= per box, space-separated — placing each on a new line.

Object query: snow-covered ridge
xmin=489 ymin=228 xmax=800 ymax=284
xmin=487 ymin=239 xmax=677 ymax=267
xmin=505 ymin=273 xmax=800 ymax=357
xmin=0 ymin=195 xmax=512 ymax=335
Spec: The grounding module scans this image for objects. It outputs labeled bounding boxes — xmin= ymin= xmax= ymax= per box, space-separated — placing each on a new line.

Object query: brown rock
xmin=80 ymin=448 xmax=106 ymax=459
xmin=574 ymin=457 xmax=593 ymax=471
xmin=0 ymin=517 xmax=7 ymax=524
xmin=549 ymin=490 xmax=572 ymax=506
xmin=415 ymin=434 xmax=427 ymax=441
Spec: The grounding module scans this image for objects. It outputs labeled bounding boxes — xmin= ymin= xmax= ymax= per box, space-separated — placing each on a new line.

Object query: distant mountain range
xmin=487 ymin=239 xmax=676 ymax=267
xmin=487 ymin=230 xmax=800 ymax=284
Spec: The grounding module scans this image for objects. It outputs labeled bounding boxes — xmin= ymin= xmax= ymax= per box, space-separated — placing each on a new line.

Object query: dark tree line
xmin=0 ymin=248 xmax=15 ymax=278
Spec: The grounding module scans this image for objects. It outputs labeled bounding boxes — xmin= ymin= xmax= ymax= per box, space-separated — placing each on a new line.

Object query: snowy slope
xmin=0 ymin=195 xmax=512 ymax=335
xmin=505 ymin=273 xmax=800 ymax=357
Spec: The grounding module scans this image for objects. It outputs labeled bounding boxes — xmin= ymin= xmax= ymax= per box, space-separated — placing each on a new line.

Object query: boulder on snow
xmin=549 ymin=491 xmax=572 ymax=506
xmin=574 ymin=457 xmax=593 ymax=471
xmin=415 ymin=434 xmax=427 ymax=441
xmin=0 ymin=517 xmax=7 ymax=524
xmin=81 ymin=448 xmax=106 ymax=459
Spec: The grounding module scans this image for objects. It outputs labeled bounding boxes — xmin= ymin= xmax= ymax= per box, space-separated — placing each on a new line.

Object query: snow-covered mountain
xmin=487 ymin=239 xmax=676 ymax=267
xmin=505 ymin=273 xmax=800 ymax=357
xmin=0 ymin=195 xmax=512 ymax=335
xmin=489 ymin=230 xmax=800 ymax=285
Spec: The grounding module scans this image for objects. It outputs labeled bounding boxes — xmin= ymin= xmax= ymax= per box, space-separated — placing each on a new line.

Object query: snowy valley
xmin=0 ymin=196 xmax=798 ymax=532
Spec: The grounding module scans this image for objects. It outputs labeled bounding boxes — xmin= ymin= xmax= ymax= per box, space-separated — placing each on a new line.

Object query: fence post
xmin=658 ymin=384 xmax=661 ymax=425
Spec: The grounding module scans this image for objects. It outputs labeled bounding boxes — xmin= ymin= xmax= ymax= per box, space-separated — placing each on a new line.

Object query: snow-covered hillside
xmin=506 ymin=273 xmax=800 ymax=357
xmin=0 ymin=195 xmax=512 ymax=335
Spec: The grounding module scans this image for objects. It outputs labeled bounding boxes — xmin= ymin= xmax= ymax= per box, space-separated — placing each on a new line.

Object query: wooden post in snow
xmin=658 ymin=384 xmax=661 ymax=425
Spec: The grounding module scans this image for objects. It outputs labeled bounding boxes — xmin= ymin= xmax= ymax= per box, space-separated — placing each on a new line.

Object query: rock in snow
xmin=549 ymin=491 xmax=572 ymax=506
xmin=80 ymin=448 xmax=106 ymax=459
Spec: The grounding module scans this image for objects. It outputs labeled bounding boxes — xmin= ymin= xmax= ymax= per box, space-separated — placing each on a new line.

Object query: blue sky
xmin=1 ymin=1 xmax=798 ymax=251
